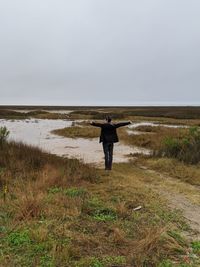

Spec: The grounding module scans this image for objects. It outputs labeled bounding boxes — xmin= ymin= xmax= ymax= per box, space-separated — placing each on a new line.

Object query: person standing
xmin=90 ymin=116 xmax=131 ymax=170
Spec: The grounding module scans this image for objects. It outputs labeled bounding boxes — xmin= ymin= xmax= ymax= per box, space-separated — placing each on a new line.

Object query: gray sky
xmin=0 ymin=0 xmax=200 ymax=106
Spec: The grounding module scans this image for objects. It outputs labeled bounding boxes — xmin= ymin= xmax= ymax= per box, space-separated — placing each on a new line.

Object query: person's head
xmin=105 ymin=116 xmax=112 ymax=123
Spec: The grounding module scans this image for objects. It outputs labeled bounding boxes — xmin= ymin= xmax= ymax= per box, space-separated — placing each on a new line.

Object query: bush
xmin=162 ymin=137 xmax=182 ymax=158
xmin=159 ymin=127 xmax=200 ymax=164
xmin=0 ymin=126 xmax=9 ymax=147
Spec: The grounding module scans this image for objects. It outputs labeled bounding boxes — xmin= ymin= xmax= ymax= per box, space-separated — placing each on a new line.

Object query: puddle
xmin=126 ymin=129 xmax=155 ymax=135
xmin=0 ymin=119 xmax=150 ymax=164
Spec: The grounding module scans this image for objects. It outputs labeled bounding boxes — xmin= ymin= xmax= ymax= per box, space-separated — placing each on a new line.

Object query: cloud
xmin=0 ymin=0 xmax=200 ymax=105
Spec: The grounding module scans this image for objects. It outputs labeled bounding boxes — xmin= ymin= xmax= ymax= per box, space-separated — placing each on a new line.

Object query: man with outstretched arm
xmin=90 ymin=116 xmax=131 ymax=170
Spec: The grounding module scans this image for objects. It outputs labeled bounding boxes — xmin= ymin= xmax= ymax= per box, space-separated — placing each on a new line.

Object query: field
xmin=0 ymin=106 xmax=200 ymax=267
xmin=2 ymin=106 xmax=200 ymax=124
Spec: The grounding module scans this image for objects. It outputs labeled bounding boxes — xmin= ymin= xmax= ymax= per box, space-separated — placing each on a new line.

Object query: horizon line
xmin=1 ymin=104 xmax=200 ymax=108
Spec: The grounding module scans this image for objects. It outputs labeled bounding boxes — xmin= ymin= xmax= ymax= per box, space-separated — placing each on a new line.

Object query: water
xmin=0 ymin=119 xmax=150 ymax=164
xmin=12 ymin=109 xmax=73 ymax=114
xmin=128 ymin=121 xmax=187 ymax=129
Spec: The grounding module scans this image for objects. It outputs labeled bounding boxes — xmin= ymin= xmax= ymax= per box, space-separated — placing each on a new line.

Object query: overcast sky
xmin=0 ymin=0 xmax=200 ymax=106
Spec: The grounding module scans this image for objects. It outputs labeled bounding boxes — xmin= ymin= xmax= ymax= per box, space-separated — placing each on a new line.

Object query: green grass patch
xmin=7 ymin=230 xmax=31 ymax=247
xmin=83 ymin=197 xmax=117 ymax=222
xmin=64 ymin=187 xmax=87 ymax=197
xmin=192 ymin=241 xmax=200 ymax=254
xmin=75 ymin=256 xmax=126 ymax=267
xmin=92 ymin=208 xmax=117 ymax=222
xmin=48 ymin=186 xmax=88 ymax=197
xmin=167 ymin=230 xmax=187 ymax=246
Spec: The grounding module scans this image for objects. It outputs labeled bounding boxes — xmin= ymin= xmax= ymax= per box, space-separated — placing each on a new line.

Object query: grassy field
xmin=1 ymin=141 xmax=199 ymax=266
xmin=1 ymin=107 xmax=200 ymax=266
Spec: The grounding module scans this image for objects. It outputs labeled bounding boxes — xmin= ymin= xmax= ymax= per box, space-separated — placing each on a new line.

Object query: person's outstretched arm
xmin=90 ymin=122 xmax=103 ymax=127
xmin=115 ymin=121 xmax=132 ymax=128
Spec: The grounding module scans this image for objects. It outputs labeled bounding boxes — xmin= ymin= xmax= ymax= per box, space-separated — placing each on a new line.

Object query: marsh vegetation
xmin=2 ymin=106 xmax=200 ymax=124
xmin=0 ymin=107 xmax=200 ymax=266
xmin=52 ymin=120 xmax=200 ymax=187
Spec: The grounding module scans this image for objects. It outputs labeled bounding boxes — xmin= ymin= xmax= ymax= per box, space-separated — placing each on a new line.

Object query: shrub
xmin=0 ymin=126 xmax=9 ymax=147
xmin=159 ymin=127 xmax=200 ymax=164
xmin=162 ymin=137 xmax=182 ymax=158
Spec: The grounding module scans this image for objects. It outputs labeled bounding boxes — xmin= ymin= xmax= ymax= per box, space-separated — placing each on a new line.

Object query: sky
xmin=0 ymin=0 xmax=200 ymax=106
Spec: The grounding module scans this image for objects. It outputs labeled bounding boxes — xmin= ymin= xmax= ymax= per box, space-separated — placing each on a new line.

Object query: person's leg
xmin=103 ymin=142 xmax=109 ymax=170
xmin=108 ymin=143 xmax=114 ymax=170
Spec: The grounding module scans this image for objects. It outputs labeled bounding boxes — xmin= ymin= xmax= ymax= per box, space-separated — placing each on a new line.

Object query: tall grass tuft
xmin=159 ymin=127 xmax=200 ymax=164
xmin=0 ymin=126 xmax=9 ymax=147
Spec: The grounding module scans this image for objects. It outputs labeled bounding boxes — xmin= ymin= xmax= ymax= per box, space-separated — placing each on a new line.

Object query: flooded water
xmin=0 ymin=119 xmax=150 ymax=164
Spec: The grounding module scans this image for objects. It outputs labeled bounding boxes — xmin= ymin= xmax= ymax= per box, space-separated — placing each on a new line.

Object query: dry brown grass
xmin=118 ymin=126 xmax=188 ymax=150
xmin=136 ymin=157 xmax=200 ymax=186
xmin=11 ymin=190 xmax=45 ymax=221
xmin=52 ymin=125 xmax=99 ymax=139
xmin=0 ymin=142 xmax=197 ymax=266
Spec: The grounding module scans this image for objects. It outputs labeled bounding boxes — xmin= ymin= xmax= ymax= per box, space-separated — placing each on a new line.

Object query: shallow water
xmin=126 ymin=129 xmax=154 ymax=135
xmin=12 ymin=109 xmax=73 ymax=114
xmin=0 ymin=119 xmax=150 ymax=164
xmin=128 ymin=121 xmax=187 ymax=129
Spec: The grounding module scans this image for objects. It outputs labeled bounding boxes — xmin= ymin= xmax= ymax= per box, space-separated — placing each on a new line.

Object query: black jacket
xmin=91 ymin=121 xmax=131 ymax=143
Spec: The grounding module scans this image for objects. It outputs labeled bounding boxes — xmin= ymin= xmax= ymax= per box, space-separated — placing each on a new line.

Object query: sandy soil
xmin=0 ymin=119 xmax=150 ymax=164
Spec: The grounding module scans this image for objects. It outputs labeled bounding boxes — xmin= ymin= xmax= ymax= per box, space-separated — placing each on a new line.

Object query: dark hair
xmin=106 ymin=116 xmax=112 ymax=123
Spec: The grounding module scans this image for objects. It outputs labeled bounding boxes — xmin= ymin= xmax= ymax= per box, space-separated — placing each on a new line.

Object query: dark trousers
xmin=102 ymin=142 xmax=114 ymax=170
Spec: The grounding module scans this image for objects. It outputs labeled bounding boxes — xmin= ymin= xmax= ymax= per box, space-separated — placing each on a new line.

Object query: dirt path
xmin=139 ymin=166 xmax=200 ymax=241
